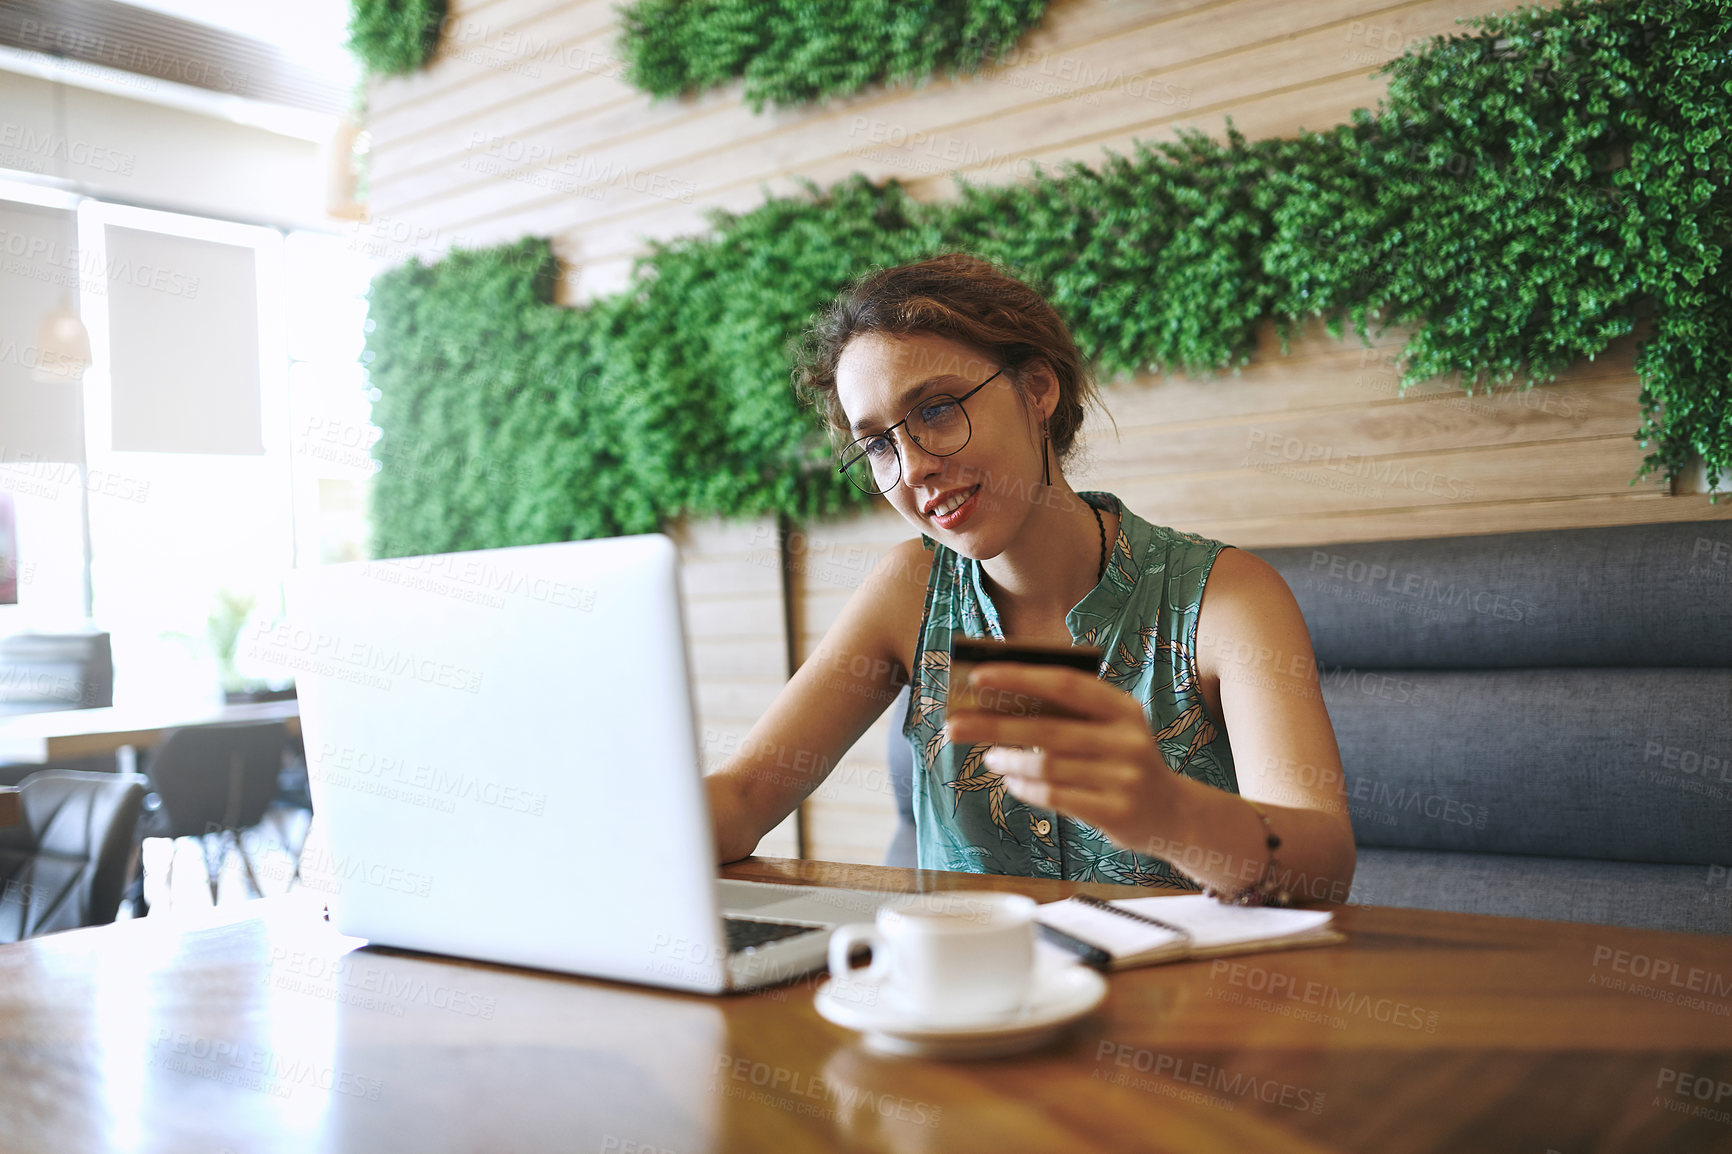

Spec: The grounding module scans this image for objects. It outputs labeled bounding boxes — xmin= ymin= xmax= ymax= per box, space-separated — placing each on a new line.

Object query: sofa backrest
xmin=1259 ymin=521 xmax=1732 ymax=669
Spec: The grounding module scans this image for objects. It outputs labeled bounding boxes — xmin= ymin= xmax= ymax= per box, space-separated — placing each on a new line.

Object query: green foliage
xmin=347 ymin=0 xmax=446 ymax=76
xmin=365 ymin=189 xmax=928 ymax=554
xmin=617 ymin=0 xmax=1051 ymax=111
xmin=365 ymin=0 xmax=1732 ymax=558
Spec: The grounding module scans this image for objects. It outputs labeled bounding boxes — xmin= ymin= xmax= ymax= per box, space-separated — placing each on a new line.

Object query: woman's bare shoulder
xmin=1195 ymin=546 xmax=1314 ymax=672
xmin=857 ymin=537 xmax=935 ymax=621
xmin=851 ymin=537 xmax=935 ymax=680
xmin=1205 ymin=545 xmax=1292 ymax=598
xmin=869 ymin=537 xmax=936 ymax=589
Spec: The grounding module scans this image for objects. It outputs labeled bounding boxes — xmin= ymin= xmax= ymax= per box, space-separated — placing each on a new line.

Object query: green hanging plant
xmin=348 ymin=0 xmax=447 ymax=77
xmin=617 ymin=0 xmax=1052 ymax=112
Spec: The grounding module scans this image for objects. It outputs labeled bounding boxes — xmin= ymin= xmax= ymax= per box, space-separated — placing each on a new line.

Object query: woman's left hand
xmin=942 ymin=663 xmax=1179 ymax=851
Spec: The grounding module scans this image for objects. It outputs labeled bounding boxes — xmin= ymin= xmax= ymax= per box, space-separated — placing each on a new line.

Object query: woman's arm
xmin=944 ymin=548 xmax=1356 ymax=902
xmin=1169 ymin=547 xmax=1356 ymax=900
xmin=705 ymin=538 xmax=931 ymax=862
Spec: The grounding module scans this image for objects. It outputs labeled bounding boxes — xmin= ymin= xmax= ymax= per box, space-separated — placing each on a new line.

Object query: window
xmin=0 ymin=175 xmax=372 ymax=706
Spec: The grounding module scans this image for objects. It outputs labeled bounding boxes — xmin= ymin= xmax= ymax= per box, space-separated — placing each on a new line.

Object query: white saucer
xmin=814 ymin=961 xmax=1107 ymax=1059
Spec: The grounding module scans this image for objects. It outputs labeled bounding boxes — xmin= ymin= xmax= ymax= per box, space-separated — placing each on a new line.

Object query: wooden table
xmin=2 ymin=858 xmax=1730 ymax=1154
xmin=0 ymin=698 xmax=300 ymax=763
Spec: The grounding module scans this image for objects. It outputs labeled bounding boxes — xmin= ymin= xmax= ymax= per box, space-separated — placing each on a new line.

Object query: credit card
xmin=948 ymin=638 xmax=1104 ymax=720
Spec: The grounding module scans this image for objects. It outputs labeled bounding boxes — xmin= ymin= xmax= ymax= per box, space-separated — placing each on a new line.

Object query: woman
xmin=705 ymin=254 xmax=1355 ymax=904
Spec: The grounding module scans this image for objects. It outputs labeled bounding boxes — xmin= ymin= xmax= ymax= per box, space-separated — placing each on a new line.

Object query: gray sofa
xmin=884 ymin=520 xmax=1732 ymax=935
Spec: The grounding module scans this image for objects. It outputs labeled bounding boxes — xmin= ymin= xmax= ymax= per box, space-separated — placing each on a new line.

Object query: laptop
xmin=278 ymin=533 xmax=900 ymax=992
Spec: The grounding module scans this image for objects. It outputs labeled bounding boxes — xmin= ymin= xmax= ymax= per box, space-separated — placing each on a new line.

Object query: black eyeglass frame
xmin=837 ymin=367 xmax=1006 ymax=495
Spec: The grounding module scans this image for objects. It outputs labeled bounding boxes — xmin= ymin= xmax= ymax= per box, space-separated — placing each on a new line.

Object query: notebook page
xmin=1110 ymin=895 xmax=1333 ymax=950
xmin=1036 ymin=899 xmax=1188 ymax=961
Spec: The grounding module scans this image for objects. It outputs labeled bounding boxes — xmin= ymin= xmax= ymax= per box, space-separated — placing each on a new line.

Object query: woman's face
xmin=834 ymin=331 xmax=1055 ymax=558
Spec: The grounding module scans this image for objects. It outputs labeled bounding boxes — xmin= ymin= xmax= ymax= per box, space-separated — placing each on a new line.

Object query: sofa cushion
xmin=1321 ymin=668 xmax=1732 ymax=864
xmin=1349 ymin=847 xmax=1732 ymax=935
xmin=1257 ymin=521 xmax=1732 ymax=669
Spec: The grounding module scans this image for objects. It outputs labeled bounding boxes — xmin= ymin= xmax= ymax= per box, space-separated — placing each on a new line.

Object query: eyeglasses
xmin=838 ymin=368 xmax=1005 ymax=495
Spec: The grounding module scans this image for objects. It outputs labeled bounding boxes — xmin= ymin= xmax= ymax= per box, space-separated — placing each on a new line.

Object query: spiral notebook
xmin=1035 ymin=894 xmax=1344 ymax=970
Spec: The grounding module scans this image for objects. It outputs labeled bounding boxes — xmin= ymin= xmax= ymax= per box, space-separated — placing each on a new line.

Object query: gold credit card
xmin=948 ymin=638 xmax=1104 ymax=720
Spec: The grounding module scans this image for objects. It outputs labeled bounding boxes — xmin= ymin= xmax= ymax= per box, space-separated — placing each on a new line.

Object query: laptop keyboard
xmin=724 ymin=917 xmax=822 ymax=953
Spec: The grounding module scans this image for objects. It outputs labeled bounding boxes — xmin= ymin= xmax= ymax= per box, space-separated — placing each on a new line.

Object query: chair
xmin=263 ymin=731 xmax=315 ymax=889
xmin=0 ymin=769 xmax=148 ymax=943
xmin=884 ymin=684 xmax=917 ymax=868
xmin=140 ymin=722 xmax=287 ymax=904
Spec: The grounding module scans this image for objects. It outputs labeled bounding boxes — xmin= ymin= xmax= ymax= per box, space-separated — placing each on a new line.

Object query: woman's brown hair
xmin=794 ymin=253 xmax=1100 ymax=461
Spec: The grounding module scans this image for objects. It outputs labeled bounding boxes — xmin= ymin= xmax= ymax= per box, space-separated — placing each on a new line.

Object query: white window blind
xmin=0 ymin=201 xmax=84 ymax=464
xmin=105 ymin=224 xmax=262 ymax=454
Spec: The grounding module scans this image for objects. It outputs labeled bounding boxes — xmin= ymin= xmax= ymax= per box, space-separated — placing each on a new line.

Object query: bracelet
xmin=1203 ymin=801 xmax=1292 ymax=907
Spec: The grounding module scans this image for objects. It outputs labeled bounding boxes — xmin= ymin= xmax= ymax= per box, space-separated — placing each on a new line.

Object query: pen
xmin=1038 ymin=923 xmax=1112 ymax=970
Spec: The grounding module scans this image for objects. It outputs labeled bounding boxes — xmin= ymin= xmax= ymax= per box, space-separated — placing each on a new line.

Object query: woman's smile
xmin=924 ymin=483 xmax=981 ymax=528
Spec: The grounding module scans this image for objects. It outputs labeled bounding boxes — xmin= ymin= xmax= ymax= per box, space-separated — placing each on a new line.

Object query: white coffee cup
xmin=827 ymin=891 xmax=1037 ymax=1023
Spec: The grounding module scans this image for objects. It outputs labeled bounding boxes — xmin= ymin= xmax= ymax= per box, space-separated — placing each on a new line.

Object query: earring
xmin=1041 ymin=420 xmax=1051 ymax=486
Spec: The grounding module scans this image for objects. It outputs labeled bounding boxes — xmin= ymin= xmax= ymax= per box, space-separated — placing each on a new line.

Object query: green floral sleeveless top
xmin=905 ymin=492 xmax=1240 ymax=887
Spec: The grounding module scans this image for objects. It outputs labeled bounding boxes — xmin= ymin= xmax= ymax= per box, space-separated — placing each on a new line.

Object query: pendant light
xmin=32 ymin=297 xmax=91 ymax=383
xmin=31 ymin=74 xmax=93 ymax=383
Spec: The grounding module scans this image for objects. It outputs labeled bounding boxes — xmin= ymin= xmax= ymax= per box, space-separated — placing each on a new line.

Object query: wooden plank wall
xmin=363 ymin=0 xmax=1732 ymax=866
xmin=666 ymin=515 xmax=798 ymax=858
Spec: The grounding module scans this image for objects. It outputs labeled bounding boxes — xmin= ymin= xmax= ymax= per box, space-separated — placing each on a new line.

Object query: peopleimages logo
xmin=1246 ymin=429 xmax=1477 ymax=501
xmin=148 ymin=1029 xmax=382 ymax=1100
xmin=1591 ymin=945 xmax=1732 ymax=998
xmin=0 ymin=229 xmax=201 ymax=299
xmin=846 ymin=117 xmax=1039 ymax=182
xmin=266 ymin=947 xmax=497 ymax=1019
xmin=437 ymin=15 xmax=625 ymax=78
xmin=0 ymin=452 xmax=151 ymax=504
xmin=0 ymin=122 xmax=136 ymax=174
xmin=1208 ymin=960 xmax=1441 ymax=1032
xmin=712 ymin=1056 xmax=944 ymax=1128
xmin=364 ymin=553 xmax=597 ymax=612
xmin=1305 ymin=551 xmax=1542 ymax=624
xmin=1093 ymin=1041 xmax=1326 ymax=1114
xmin=309 ymin=741 xmax=549 ymax=817
xmin=463 ymin=132 xmax=696 ymax=204
xmin=297 ymin=844 xmax=434 ymax=898
xmin=1345 ymin=778 xmax=1489 ymax=830
xmin=1654 ymin=1066 xmax=1732 ymax=1125
xmin=242 ymin=622 xmax=485 ymax=695
xmin=15 ymin=18 xmax=249 ymax=94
